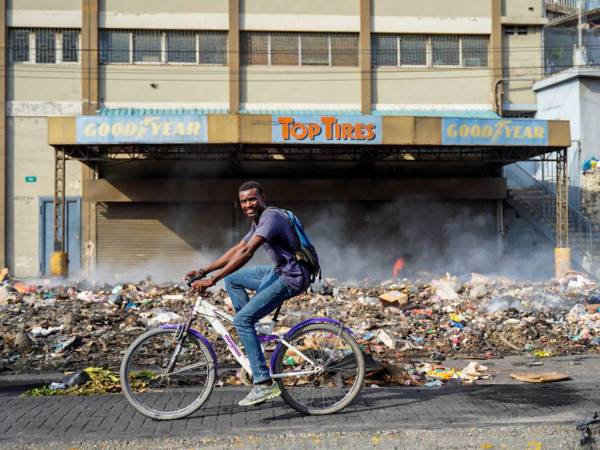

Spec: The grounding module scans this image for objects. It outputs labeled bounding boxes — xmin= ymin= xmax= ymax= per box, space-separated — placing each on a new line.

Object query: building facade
xmin=1 ymin=1 xmax=559 ymax=279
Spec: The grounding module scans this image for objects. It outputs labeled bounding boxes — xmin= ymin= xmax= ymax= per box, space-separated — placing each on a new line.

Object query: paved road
xmin=1 ymin=355 xmax=599 ymax=449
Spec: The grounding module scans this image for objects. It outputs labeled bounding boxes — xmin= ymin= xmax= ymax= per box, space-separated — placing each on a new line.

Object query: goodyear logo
xmin=273 ymin=115 xmax=382 ymax=144
xmin=76 ymin=115 xmax=208 ymax=144
xmin=442 ymin=118 xmax=549 ymax=146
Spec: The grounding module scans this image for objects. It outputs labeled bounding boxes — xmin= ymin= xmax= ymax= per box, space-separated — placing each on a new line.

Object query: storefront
xmin=47 ymin=113 xmax=571 ymax=279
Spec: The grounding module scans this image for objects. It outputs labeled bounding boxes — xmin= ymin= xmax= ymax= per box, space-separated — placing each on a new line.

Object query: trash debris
xmin=459 ymin=362 xmax=490 ymax=383
xmin=379 ymin=290 xmax=408 ymax=306
xmin=510 ymin=372 xmax=570 ymax=383
xmin=1 ymin=272 xmax=599 ymax=381
xmin=576 ymin=411 xmax=600 ymax=445
xmin=376 ymin=329 xmax=395 ymax=349
xmin=140 ymin=309 xmax=181 ymax=327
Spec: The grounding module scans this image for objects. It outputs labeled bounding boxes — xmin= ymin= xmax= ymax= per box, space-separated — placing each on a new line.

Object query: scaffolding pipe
xmin=555 ymin=148 xmax=571 ymax=277
xmin=51 ymin=148 xmax=68 ymax=277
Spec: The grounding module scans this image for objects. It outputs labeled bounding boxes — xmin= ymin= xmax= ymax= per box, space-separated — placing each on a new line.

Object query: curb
xmin=0 ymin=372 xmax=63 ymax=389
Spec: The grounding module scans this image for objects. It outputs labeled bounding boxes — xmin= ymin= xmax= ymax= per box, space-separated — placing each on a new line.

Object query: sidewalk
xmin=0 ymin=354 xmax=599 ymax=449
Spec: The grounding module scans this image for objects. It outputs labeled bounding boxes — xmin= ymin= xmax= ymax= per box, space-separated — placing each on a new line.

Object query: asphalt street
xmin=1 ymin=355 xmax=599 ymax=449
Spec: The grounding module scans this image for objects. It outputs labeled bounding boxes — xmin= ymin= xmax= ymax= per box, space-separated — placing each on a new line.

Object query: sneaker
xmin=238 ymin=381 xmax=281 ymax=406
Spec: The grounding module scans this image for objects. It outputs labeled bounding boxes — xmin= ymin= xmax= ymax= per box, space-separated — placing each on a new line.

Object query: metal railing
xmin=504 ymin=163 xmax=595 ymax=255
xmin=545 ymin=0 xmax=578 ymax=9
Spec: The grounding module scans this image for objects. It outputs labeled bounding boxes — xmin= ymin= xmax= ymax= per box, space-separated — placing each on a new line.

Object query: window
xmin=400 ymin=35 xmax=427 ymax=66
xmin=372 ymin=34 xmax=488 ymax=68
xmin=62 ymin=30 xmax=79 ymax=62
xmin=517 ymin=26 xmax=528 ymax=35
xmin=35 ymin=29 xmax=56 ymax=63
xmin=100 ymin=30 xmax=130 ymax=63
xmin=10 ymin=29 xmax=30 ymax=62
xmin=199 ymin=32 xmax=227 ymax=64
xmin=432 ymin=35 xmax=459 ymax=66
xmin=462 ymin=36 xmax=488 ymax=67
xmin=372 ymin=34 xmax=397 ymax=66
xmin=271 ymin=33 xmax=298 ymax=65
xmin=167 ymin=31 xmax=195 ymax=63
xmin=100 ymin=30 xmax=227 ymax=65
xmin=9 ymin=28 xmax=80 ymax=64
xmin=331 ymin=34 xmax=358 ymax=66
xmin=504 ymin=26 xmax=515 ymax=36
xmin=133 ymin=31 xmax=161 ymax=63
xmin=241 ymin=32 xmax=268 ymax=65
xmin=241 ymin=32 xmax=358 ymax=66
xmin=301 ymin=34 xmax=329 ymax=65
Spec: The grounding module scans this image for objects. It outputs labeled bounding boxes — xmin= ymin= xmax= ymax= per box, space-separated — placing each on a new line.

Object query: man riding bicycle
xmin=186 ymin=181 xmax=311 ymax=406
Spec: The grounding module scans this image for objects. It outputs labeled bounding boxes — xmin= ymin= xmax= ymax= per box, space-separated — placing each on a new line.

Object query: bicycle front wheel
xmin=272 ymin=323 xmax=364 ymax=415
xmin=120 ymin=328 xmax=216 ymax=420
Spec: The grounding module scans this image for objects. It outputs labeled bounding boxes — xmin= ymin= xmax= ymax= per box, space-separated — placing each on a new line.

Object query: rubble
xmin=1 ymin=269 xmax=600 ymax=390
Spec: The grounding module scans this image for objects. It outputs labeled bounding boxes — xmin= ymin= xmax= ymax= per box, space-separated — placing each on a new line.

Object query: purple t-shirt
xmin=243 ymin=208 xmax=310 ymax=294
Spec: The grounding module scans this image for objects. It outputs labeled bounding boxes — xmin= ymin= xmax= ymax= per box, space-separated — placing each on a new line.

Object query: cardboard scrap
xmin=0 ymin=267 xmax=8 ymax=282
xmin=378 ymin=290 xmax=408 ymax=306
xmin=510 ymin=371 xmax=570 ymax=383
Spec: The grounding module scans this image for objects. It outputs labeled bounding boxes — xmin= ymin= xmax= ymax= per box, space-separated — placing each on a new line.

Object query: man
xmin=187 ymin=181 xmax=310 ymax=406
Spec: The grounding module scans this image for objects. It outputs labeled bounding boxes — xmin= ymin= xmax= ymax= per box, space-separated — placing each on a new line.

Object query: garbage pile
xmin=1 ymin=269 xmax=600 ymax=386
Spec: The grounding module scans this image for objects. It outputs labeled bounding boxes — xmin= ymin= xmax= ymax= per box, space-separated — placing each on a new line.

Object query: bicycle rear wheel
xmin=120 ymin=328 xmax=216 ymax=420
xmin=272 ymin=323 xmax=364 ymax=415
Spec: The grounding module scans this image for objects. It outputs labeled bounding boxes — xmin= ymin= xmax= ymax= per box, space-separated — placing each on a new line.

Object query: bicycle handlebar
xmin=185 ymin=275 xmax=204 ymax=287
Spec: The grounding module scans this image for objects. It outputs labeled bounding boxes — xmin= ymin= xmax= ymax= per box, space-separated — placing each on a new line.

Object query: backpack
xmin=271 ymin=207 xmax=321 ymax=283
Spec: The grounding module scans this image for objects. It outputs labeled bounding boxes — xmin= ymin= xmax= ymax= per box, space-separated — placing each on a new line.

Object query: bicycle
xmin=120 ymin=278 xmax=365 ymax=420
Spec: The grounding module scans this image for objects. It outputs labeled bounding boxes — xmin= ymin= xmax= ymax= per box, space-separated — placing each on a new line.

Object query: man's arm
xmin=192 ymin=235 xmax=264 ymax=289
xmin=186 ymin=240 xmax=246 ymax=278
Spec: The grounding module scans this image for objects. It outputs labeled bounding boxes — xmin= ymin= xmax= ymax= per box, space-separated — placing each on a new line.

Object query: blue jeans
xmin=224 ymin=265 xmax=292 ymax=384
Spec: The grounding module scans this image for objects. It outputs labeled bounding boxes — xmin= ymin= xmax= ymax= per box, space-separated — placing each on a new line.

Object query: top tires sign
xmin=272 ymin=115 xmax=382 ymax=144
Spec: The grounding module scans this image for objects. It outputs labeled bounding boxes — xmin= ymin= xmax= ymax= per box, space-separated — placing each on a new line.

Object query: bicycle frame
xmin=190 ymin=295 xmax=322 ymax=379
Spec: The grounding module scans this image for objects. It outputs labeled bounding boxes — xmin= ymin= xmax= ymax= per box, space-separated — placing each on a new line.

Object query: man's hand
xmin=185 ymin=268 xmax=206 ymax=279
xmin=191 ymin=277 xmax=215 ymax=291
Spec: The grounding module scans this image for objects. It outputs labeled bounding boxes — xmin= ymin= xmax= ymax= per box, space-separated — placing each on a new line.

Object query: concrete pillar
xmin=490 ymin=0 xmax=503 ymax=114
xmin=0 ymin=0 xmax=6 ymax=269
xmin=359 ymin=0 xmax=371 ymax=115
xmin=81 ymin=0 xmax=99 ymax=274
xmin=229 ymin=0 xmax=240 ymax=114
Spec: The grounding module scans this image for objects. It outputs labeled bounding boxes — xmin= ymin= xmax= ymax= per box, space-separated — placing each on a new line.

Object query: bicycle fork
xmin=165 ymin=315 xmax=194 ymax=374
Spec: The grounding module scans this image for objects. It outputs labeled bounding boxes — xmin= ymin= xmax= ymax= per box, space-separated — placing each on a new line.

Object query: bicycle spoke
xmin=273 ymin=325 xmax=363 ymax=413
xmin=122 ymin=329 xmax=214 ymax=418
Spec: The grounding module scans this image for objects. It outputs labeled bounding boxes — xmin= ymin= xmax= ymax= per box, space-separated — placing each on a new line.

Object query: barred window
xmin=300 ymin=34 xmax=329 ymax=65
xmin=100 ymin=30 xmax=227 ymax=65
xmin=372 ymin=34 xmax=397 ymax=67
xmin=133 ymin=31 xmax=161 ymax=63
xmin=371 ymin=34 xmax=487 ymax=68
xmin=35 ymin=29 xmax=56 ymax=63
xmin=10 ymin=29 xmax=30 ymax=62
xmin=199 ymin=32 xmax=227 ymax=64
xmin=331 ymin=34 xmax=359 ymax=66
xmin=432 ymin=35 xmax=459 ymax=66
xmin=462 ymin=36 xmax=488 ymax=67
xmin=271 ymin=33 xmax=298 ymax=65
xmin=400 ymin=35 xmax=427 ymax=66
xmin=241 ymin=32 xmax=358 ymax=66
xmin=241 ymin=33 xmax=268 ymax=65
xmin=167 ymin=31 xmax=195 ymax=63
xmin=100 ymin=30 xmax=130 ymax=63
xmin=62 ymin=30 xmax=79 ymax=62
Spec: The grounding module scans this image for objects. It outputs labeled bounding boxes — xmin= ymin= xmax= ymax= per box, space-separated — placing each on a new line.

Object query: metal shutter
xmin=96 ymin=202 xmax=234 ymax=280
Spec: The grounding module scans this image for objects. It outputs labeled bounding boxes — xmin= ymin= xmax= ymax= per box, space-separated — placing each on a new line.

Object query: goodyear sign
xmin=76 ymin=115 xmax=208 ymax=144
xmin=273 ymin=115 xmax=382 ymax=144
xmin=442 ymin=118 xmax=548 ymax=146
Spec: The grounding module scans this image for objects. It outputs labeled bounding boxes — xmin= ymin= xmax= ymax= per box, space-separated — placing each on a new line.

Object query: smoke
xmin=297 ymin=199 xmax=555 ymax=282
xmin=80 ymin=199 xmax=555 ymax=284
